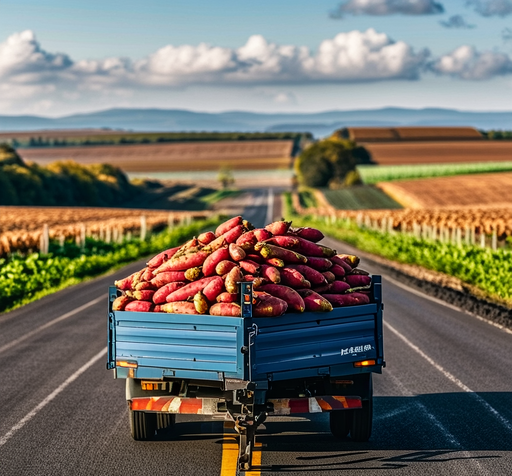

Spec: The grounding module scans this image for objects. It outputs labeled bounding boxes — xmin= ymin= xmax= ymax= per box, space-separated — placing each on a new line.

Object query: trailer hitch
xmin=235 ymin=412 xmax=267 ymax=471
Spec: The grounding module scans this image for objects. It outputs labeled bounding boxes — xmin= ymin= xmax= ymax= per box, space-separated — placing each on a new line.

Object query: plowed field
xmin=348 ymin=126 xmax=482 ymax=142
xmin=18 ymin=140 xmax=294 ymax=172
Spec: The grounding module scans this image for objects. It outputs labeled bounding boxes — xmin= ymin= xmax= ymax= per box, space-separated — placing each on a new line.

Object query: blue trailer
xmin=107 ymin=276 xmax=384 ymax=470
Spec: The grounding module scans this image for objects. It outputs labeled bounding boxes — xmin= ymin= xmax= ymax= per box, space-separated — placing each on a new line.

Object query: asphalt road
xmin=1 ymin=188 xmax=511 ymax=476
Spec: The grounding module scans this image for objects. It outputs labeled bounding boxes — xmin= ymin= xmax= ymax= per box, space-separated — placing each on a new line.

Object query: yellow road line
xmin=220 ymin=422 xmax=262 ymax=476
xmin=245 ymin=442 xmax=262 ymax=476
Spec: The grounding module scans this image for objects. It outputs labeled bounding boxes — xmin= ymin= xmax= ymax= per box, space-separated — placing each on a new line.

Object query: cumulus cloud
xmin=439 ymin=14 xmax=475 ymax=28
xmin=330 ymin=0 xmax=444 ymax=17
xmin=465 ymin=0 xmax=512 ymax=17
xmin=431 ymin=45 xmax=512 ymax=79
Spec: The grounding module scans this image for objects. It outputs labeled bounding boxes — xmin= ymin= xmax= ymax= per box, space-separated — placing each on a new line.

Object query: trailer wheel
xmin=157 ymin=413 xmax=176 ymax=431
xmin=130 ymin=410 xmax=157 ymax=441
xmin=350 ymin=376 xmax=373 ymax=442
xmin=329 ymin=410 xmax=351 ymax=438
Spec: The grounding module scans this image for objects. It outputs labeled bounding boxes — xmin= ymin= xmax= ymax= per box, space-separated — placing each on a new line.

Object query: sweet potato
xmin=153 ymin=282 xmax=186 ymax=304
xmin=209 ymin=303 xmax=242 ymax=317
xmin=216 ymin=216 xmax=243 ymax=237
xmin=243 ymin=220 xmax=255 ymax=231
xmin=330 ymin=255 xmax=352 ymax=273
xmin=160 ymin=301 xmax=199 ymax=314
xmin=239 ymin=259 xmax=260 ymax=275
xmin=225 ymin=266 xmax=244 ymax=294
xmin=265 ymin=220 xmax=291 ymax=235
xmin=312 ymin=284 xmax=331 ymax=294
xmin=221 ymin=224 xmax=245 ymax=244
xmin=286 ymin=264 xmax=327 ymax=286
xmin=127 ymin=290 xmax=155 ymax=301
xmin=154 ymin=250 xmax=210 ymax=273
xmin=253 ymin=294 xmax=288 ymax=317
xmin=255 ymin=243 xmax=307 ymax=264
xmin=246 ymin=254 xmax=263 ymax=263
xmin=345 ymin=275 xmax=372 ymax=288
xmin=280 ymin=267 xmax=311 ymax=288
xmin=294 ymin=237 xmax=328 ymax=257
xmin=198 ymin=231 xmax=216 ymax=245
xmin=135 ymin=281 xmax=157 ymax=291
xmin=216 ymin=260 xmax=237 ymax=275
xmin=303 ymin=256 xmax=333 ymax=271
xmin=202 ymin=236 xmax=227 ymax=253
xmin=296 ymin=289 xmax=333 ymax=312
xmin=114 ymin=271 xmax=138 ymax=291
xmin=203 ymin=276 xmax=224 ymax=302
xmin=349 ymin=268 xmax=370 ymax=276
xmin=318 ymin=244 xmax=336 ymax=258
xmin=142 ymin=267 xmax=154 ymax=282
xmin=185 ymin=267 xmax=202 ymax=281
xmin=229 ymin=243 xmax=246 ymax=261
xmin=112 ymin=295 xmax=134 ymax=311
xmin=330 ymin=264 xmax=346 ymax=278
xmin=330 ymin=280 xmax=351 ymax=293
xmin=130 ymin=268 xmax=147 ymax=289
xmin=258 ymin=284 xmax=305 ymax=312
xmin=261 ymin=264 xmax=281 ymax=284
xmin=193 ymin=291 xmax=209 ymax=314
xmin=236 ymin=229 xmax=273 ymax=250
xmin=322 ymin=271 xmax=336 ymax=283
xmin=153 ymin=305 xmax=163 ymax=313
xmin=166 ymin=277 xmax=220 ymax=302
xmin=125 ymin=301 xmax=154 ymax=312
xmin=322 ymin=293 xmax=369 ymax=307
xmin=288 ymin=226 xmax=324 ymax=243
xmin=263 ymin=236 xmax=300 ymax=249
xmin=216 ymin=292 xmax=239 ymax=303
xmin=150 ymin=271 xmax=187 ymax=288
xmin=243 ymin=276 xmax=266 ymax=287
xmin=264 ymin=257 xmax=285 ymax=268
xmin=332 ymin=254 xmax=360 ymax=269
xmin=147 ymin=246 xmax=180 ymax=268
xmin=203 ymin=246 xmax=230 ymax=276
xmin=173 ymin=238 xmax=200 ymax=260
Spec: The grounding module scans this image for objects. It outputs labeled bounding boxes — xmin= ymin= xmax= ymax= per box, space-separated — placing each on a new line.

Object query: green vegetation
xmin=298 ymin=189 xmax=317 ymax=209
xmin=357 ymin=162 xmax=512 ymax=184
xmin=322 ymin=186 xmax=402 ymax=210
xmin=481 ymin=130 xmax=512 ymax=140
xmin=294 ymin=138 xmax=372 ymax=188
xmin=0 ymin=218 xmax=220 ymax=313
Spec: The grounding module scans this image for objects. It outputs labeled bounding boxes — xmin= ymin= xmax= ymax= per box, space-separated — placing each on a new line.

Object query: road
xmin=1 ymin=188 xmax=511 ymax=476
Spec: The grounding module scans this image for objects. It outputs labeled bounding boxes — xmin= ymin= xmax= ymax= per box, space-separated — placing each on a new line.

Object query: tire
xmin=350 ymin=375 xmax=373 ymax=442
xmin=130 ymin=410 xmax=157 ymax=441
xmin=157 ymin=413 xmax=176 ymax=431
xmin=329 ymin=410 xmax=351 ymax=438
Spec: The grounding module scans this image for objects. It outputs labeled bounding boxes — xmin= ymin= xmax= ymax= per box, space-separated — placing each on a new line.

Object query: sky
xmin=0 ymin=0 xmax=511 ymax=116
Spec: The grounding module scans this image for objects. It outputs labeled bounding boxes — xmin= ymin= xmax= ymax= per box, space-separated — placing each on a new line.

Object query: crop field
xmin=346 ymin=126 xmax=482 ymax=142
xmin=322 ymin=186 xmax=402 ymax=210
xmin=363 ymin=141 xmax=512 ymax=165
xmin=377 ymin=172 xmax=512 ymax=208
xmin=17 ymin=140 xmax=294 ymax=172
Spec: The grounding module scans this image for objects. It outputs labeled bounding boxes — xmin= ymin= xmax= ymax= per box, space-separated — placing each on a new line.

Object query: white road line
xmin=0 ymin=294 xmax=106 ymax=355
xmin=0 ymin=347 xmax=107 ymax=448
xmin=383 ymin=275 xmax=512 ymax=335
xmin=265 ymin=188 xmax=274 ymax=225
xmin=385 ymin=320 xmax=512 ymax=434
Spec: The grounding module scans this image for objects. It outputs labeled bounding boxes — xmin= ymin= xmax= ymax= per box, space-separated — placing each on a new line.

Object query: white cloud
xmin=466 ymin=0 xmax=512 ymax=17
xmin=273 ymin=92 xmax=297 ymax=104
xmin=431 ymin=45 xmax=512 ymax=79
xmin=439 ymin=14 xmax=475 ymax=28
xmin=330 ymin=0 xmax=444 ymax=17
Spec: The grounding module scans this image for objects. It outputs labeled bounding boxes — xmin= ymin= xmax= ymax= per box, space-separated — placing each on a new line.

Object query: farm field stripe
xmin=0 ymin=347 xmax=107 ymax=448
xmin=383 ymin=275 xmax=512 ymax=335
xmin=0 ymin=295 xmax=106 ymax=354
xmin=384 ymin=321 xmax=512 ymax=434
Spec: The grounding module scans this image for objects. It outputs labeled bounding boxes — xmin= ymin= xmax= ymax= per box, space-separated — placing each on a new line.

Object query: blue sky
xmin=1 ymin=0 xmax=511 ymax=115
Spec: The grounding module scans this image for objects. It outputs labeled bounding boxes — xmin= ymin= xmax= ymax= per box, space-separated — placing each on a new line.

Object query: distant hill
xmin=1 ymin=107 xmax=512 ymax=137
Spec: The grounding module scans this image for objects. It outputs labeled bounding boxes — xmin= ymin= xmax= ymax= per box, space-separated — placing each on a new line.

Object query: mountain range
xmin=1 ymin=107 xmax=512 ymax=136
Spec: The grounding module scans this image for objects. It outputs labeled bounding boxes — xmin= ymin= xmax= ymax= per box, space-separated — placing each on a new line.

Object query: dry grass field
xmin=17 ymin=140 xmax=294 ymax=172
xmin=363 ymin=141 xmax=512 ymax=165
xmin=376 ymin=172 xmax=512 ymax=208
xmin=347 ymin=126 xmax=482 ymax=142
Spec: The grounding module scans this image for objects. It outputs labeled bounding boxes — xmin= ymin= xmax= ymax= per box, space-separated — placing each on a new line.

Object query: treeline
xmin=0 ymin=144 xmax=138 ymax=206
xmin=8 ymin=131 xmax=312 ymax=150
xmin=481 ymin=130 xmax=512 ymax=140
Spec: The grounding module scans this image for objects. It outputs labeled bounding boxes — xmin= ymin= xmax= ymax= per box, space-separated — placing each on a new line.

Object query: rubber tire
xmin=157 ymin=413 xmax=176 ymax=431
xmin=350 ymin=376 xmax=373 ymax=442
xmin=130 ymin=410 xmax=157 ymax=441
xmin=329 ymin=410 xmax=351 ymax=438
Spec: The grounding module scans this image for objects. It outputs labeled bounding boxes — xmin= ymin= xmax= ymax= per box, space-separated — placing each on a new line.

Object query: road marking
xmin=385 ymin=321 xmax=512 ymax=434
xmin=384 ymin=275 xmax=512 ymax=335
xmin=220 ymin=422 xmax=262 ymax=476
xmin=0 ymin=294 xmax=106 ymax=355
xmin=0 ymin=347 xmax=107 ymax=448
xmin=265 ymin=188 xmax=274 ymax=225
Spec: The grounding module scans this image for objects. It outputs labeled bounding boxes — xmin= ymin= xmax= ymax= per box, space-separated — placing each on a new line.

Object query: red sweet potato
xmin=153 ymin=282 xmax=186 ymax=304
xmin=318 ymin=244 xmax=336 ymax=258
xmin=221 ymin=224 xmax=245 ymax=244
xmin=255 ymin=243 xmax=307 ymax=264
xmin=243 ymin=276 xmax=266 ymax=287
xmin=160 ymin=301 xmax=199 ymax=314
xmin=216 ymin=292 xmax=239 ymax=303
xmin=322 ymin=293 xmax=369 ymax=307
xmin=153 ymin=305 xmax=163 ymax=313
xmin=331 ymin=254 xmax=360 ymax=269
xmin=322 ymin=271 xmax=336 ymax=283
xmin=203 ymin=246 xmax=230 ymax=276
xmin=258 ymin=284 xmax=305 ymax=312
xmin=198 ymin=231 xmax=216 ymax=245
xmin=202 ymin=236 xmax=227 ymax=253
xmin=253 ymin=294 xmax=288 ymax=317
xmin=330 ymin=280 xmax=351 ymax=293
xmin=265 ymin=220 xmax=291 ymax=235
xmin=345 ymin=275 xmax=372 ymax=288
xmin=209 ymin=303 xmax=242 ymax=317
xmin=239 ymin=259 xmax=260 ymax=275
xmin=166 ymin=277 xmax=220 ymax=302
xmin=216 ymin=260 xmax=237 ymax=275
xmin=154 ymin=250 xmax=210 ymax=273
xmin=229 ymin=243 xmax=246 ymax=261
xmin=114 ymin=271 xmax=137 ymax=291
xmin=261 ymin=264 xmax=281 ymax=283
xmin=294 ymin=237 xmax=328 ymax=257
xmin=125 ymin=301 xmax=154 ymax=312
xmin=173 ymin=238 xmax=200 ymax=260
xmin=203 ymin=276 xmax=224 ymax=302
xmin=302 ymin=256 xmax=332 ymax=271
xmin=225 ymin=266 xmax=244 ymax=294
xmin=312 ymin=284 xmax=331 ymax=293
xmin=286 ymin=264 xmax=327 ymax=286
xmin=150 ymin=271 xmax=187 ymax=288
xmin=280 ymin=268 xmax=311 ymax=288
xmin=142 ymin=267 xmax=154 ymax=282
xmin=264 ymin=257 xmax=285 ymax=268
xmin=330 ymin=264 xmax=346 ymax=278
xmin=185 ymin=267 xmax=202 ymax=281
xmin=216 ymin=216 xmax=243 ymax=237
xmin=246 ymin=254 xmax=263 ymax=263
xmin=330 ymin=255 xmax=353 ymax=273
xmin=288 ymin=226 xmax=324 ymax=243
xmin=130 ymin=268 xmax=147 ymax=289
xmin=127 ymin=290 xmax=155 ymax=301
xmin=349 ymin=268 xmax=370 ymax=276
xmin=263 ymin=236 xmax=300 ymax=249
xmin=296 ymin=289 xmax=333 ymax=312
xmin=236 ymin=229 xmax=273 ymax=250
xmin=193 ymin=291 xmax=209 ymax=314
xmin=147 ymin=246 xmax=180 ymax=268
xmin=112 ymin=295 xmax=134 ymax=311
xmin=135 ymin=281 xmax=157 ymax=291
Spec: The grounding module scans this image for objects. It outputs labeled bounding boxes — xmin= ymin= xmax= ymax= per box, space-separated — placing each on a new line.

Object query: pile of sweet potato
xmin=112 ymin=216 xmax=372 ymax=317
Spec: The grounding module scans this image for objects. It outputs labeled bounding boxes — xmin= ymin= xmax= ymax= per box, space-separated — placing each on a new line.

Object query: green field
xmin=322 ymin=186 xmax=402 ymax=210
xmin=357 ymin=162 xmax=512 ymax=184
